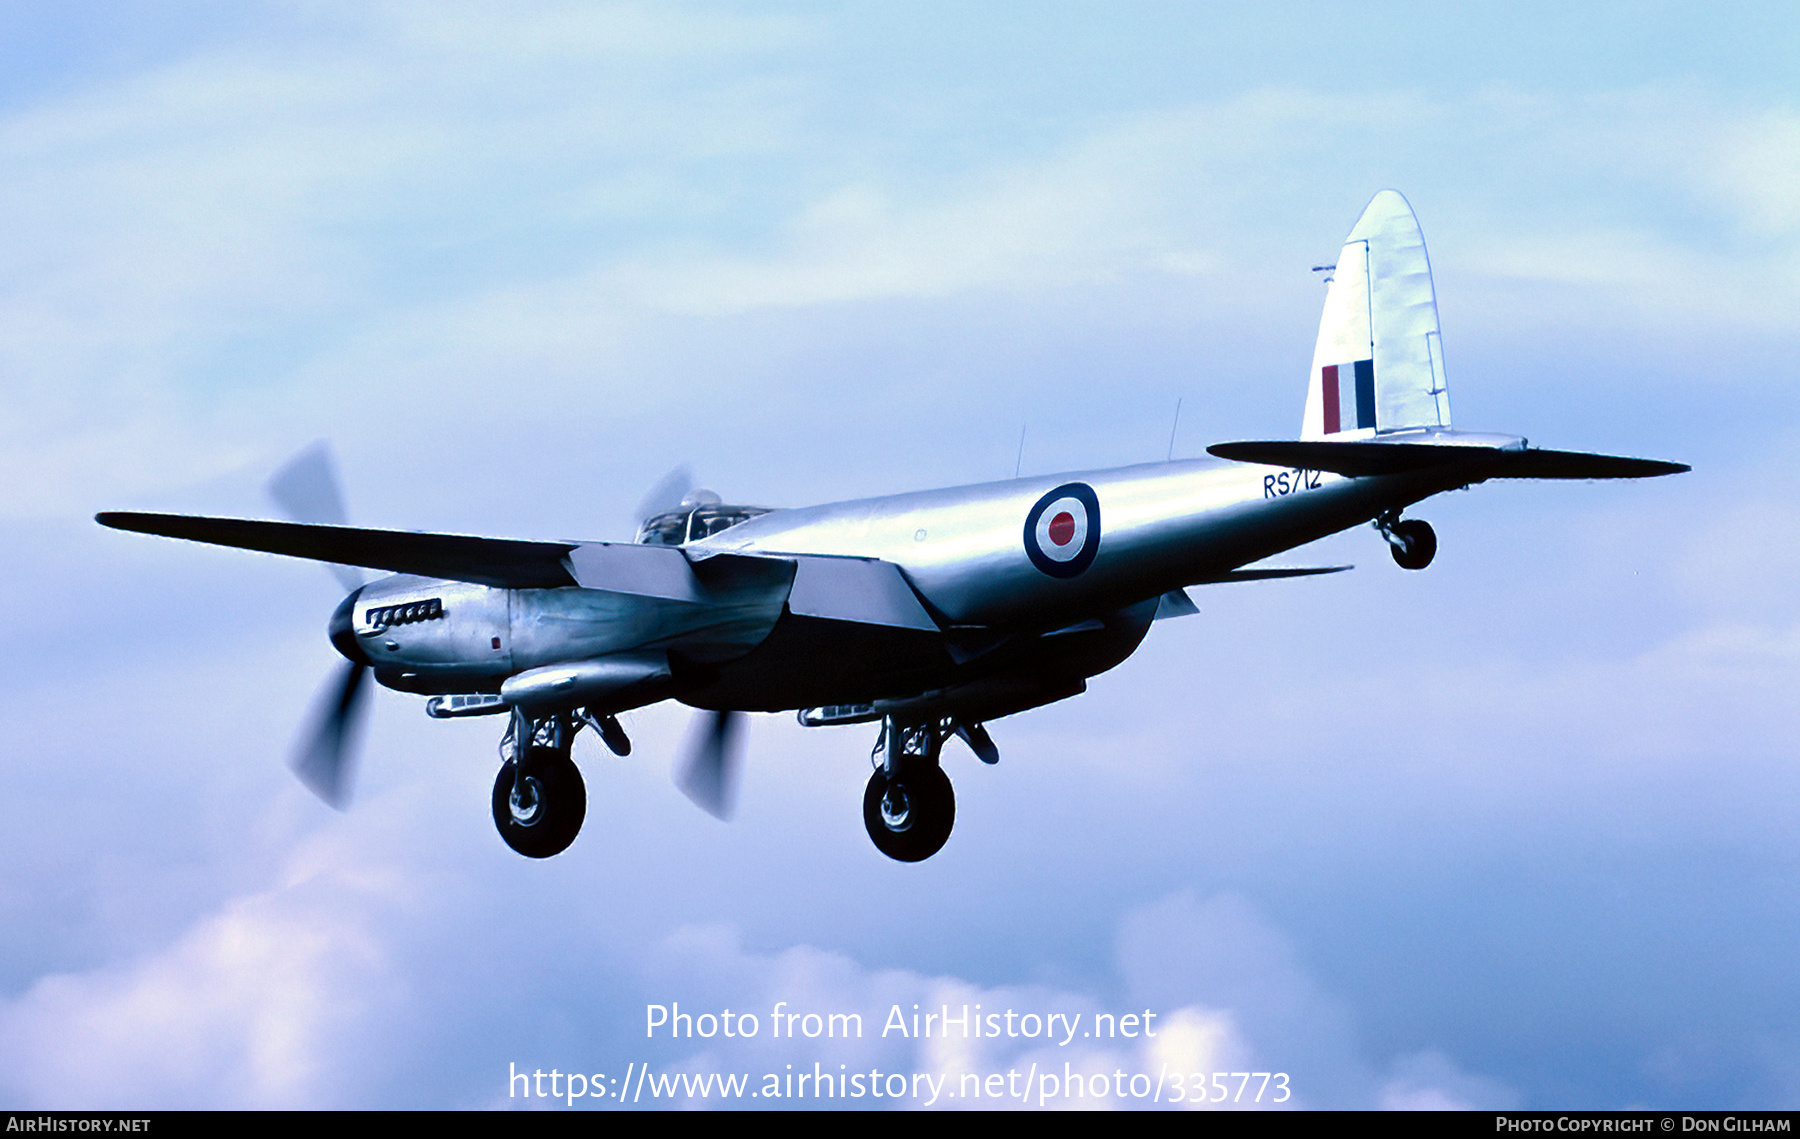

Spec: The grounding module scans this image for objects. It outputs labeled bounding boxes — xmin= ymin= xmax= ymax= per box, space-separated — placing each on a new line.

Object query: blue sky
xmin=2 ymin=1 xmax=1798 ymax=1109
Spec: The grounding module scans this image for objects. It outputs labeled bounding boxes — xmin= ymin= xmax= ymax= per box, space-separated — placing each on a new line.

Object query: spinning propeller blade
xmin=268 ymin=441 xmax=372 ymax=807
xmin=267 ymin=440 xmax=364 ymax=591
xmin=675 ymin=709 xmax=745 ymax=820
xmin=291 ymin=659 xmax=371 ymax=809
xmin=634 ymin=464 xmax=696 ymax=529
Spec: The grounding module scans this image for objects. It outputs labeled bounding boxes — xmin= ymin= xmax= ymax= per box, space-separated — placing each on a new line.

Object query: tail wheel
xmin=492 ymin=748 xmax=586 ymax=858
xmin=863 ymin=764 xmax=955 ymax=862
xmin=1389 ymin=518 xmax=1437 ymax=570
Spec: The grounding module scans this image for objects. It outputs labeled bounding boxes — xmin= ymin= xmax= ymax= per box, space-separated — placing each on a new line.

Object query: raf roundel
xmin=1023 ymin=482 xmax=1101 ymax=578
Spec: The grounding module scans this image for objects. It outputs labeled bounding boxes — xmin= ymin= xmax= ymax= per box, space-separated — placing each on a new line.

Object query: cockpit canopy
xmin=635 ymin=489 xmax=772 ymax=546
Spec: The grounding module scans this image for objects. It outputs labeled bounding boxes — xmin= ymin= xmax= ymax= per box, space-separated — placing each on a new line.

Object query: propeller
xmin=266 ymin=440 xmax=370 ymax=809
xmin=675 ymin=709 xmax=746 ymax=820
xmin=633 ymin=463 xmax=695 ymax=532
xmin=634 ymin=465 xmax=749 ymax=819
xmin=290 ymin=658 xmax=371 ymax=809
xmin=267 ymin=441 xmax=364 ymax=592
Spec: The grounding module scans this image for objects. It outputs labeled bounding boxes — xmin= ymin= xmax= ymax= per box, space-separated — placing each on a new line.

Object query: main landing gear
xmin=491 ymin=707 xmax=631 ymax=858
xmin=490 ymin=702 xmax=984 ymax=862
xmin=1376 ymin=511 xmax=1437 ymax=571
xmin=863 ymin=718 xmax=963 ymax=862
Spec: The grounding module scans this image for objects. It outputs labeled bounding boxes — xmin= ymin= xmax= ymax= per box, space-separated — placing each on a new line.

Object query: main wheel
xmin=863 ymin=764 xmax=955 ymax=862
xmin=1389 ymin=518 xmax=1437 ymax=570
xmin=492 ymin=749 xmax=586 ymax=858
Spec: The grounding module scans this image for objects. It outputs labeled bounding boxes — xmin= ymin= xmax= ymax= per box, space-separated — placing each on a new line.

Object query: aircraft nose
xmin=329 ymin=587 xmax=367 ymax=665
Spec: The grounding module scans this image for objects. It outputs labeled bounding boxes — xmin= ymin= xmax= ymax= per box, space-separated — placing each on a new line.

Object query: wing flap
xmin=565 ymin=542 xmax=707 ymax=600
xmin=785 ymin=555 xmax=941 ymax=631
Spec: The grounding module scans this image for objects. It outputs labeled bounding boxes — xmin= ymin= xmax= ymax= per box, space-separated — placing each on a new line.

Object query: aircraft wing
xmin=1206 ymin=440 xmax=1688 ymax=480
xmin=97 ymin=512 xmax=582 ymax=589
xmin=97 ymin=513 xmax=945 ymax=631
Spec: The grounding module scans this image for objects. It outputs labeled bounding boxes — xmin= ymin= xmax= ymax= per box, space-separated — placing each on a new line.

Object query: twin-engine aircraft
xmin=99 ymin=191 xmax=1686 ymax=862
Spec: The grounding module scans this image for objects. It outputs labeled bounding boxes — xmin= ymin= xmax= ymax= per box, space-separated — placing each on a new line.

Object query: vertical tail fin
xmin=1302 ymin=191 xmax=1452 ymax=439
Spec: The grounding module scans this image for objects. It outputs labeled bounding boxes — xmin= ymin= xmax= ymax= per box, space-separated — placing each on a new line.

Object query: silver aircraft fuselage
xmin=714 ymin=458 xmax=1394 ymax=624
xmin=344 ymin=450 xmax=1468 ymax=721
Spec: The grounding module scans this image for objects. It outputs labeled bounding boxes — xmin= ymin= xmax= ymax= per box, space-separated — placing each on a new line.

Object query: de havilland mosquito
xmin=99 ymin=192 xmax=1686 ymax=862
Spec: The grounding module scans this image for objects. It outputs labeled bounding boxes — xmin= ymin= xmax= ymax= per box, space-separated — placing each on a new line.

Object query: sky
xmin=2 ymin=0 xmax=1799 ymax=1110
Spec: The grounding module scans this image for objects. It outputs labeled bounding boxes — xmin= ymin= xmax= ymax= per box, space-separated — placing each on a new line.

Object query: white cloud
xmin=0 ymin=836 xmax=402 ymax=1109
xmin=1380 ymin=1051 xmax=1520 ymax=1111
xmin=1 ymin=856 xmax=1506 ymax=1110
xmin=1700 ymin=109 xmax=1800 ymax=239
xmin=2 ymin=28 xmax=1794 ymax=523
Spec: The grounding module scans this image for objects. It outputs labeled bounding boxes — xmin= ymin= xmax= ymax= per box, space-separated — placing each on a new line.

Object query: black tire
xmin=863 ymin=764 xmax=955 ymax=862
xmin=492 ymin=749 xmax=586 ymax=858
xmin=1390 ymin=518 xmax=1437 ymax=571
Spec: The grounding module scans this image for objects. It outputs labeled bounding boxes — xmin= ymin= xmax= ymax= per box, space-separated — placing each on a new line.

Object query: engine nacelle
xmin=338 ymin=576 xmax=514 ymax=694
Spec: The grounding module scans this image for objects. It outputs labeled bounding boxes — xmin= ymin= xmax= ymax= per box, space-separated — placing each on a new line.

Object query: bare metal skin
xmin=97 ymin=193 xmax=1685 ymax=862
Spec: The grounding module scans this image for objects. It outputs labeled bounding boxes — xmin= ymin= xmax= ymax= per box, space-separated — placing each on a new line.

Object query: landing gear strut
xmin=863 ymin=718 xmax=956 ymax=862
xmin=1376 ymin=511 xmax=1437 ymax=571
xmin=492 ymin=709 xmax=586 ymax=858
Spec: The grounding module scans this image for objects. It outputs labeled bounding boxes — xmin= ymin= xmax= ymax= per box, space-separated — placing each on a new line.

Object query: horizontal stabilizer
xmin=1188 ymin=565 xmax=1352 ymax=585
xmin=1207 ymin=441 xmax=1687 ymax=480
xmin=1481 ymin=449 xmax=1691 ymax=480
xmin=96 ymin=512 xmax=580 ymax=589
